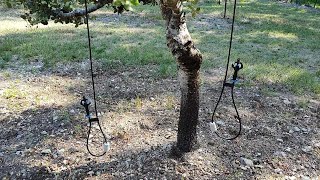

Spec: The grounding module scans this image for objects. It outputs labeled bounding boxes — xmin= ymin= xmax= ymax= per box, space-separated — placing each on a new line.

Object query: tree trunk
xmin=224 ymin=0 xmax=227 ymax=18
xmin=159 ymin=0 xmax=203 ymax=154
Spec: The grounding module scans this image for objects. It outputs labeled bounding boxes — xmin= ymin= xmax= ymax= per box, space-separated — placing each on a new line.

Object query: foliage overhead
xmin=2 ymin=0 xmax=202 ymax=27
xmin=3 ymin=0 xmax=139 ymax=26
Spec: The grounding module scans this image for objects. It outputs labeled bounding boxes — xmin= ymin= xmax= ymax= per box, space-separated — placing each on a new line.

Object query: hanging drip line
xmin=80 ymin=0 xmax=110 ymax=157
xmin=209 ymin=0 xmax=243 ymax=140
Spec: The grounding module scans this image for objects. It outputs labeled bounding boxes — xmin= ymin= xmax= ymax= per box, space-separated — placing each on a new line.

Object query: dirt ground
xmin=0 ymin=57 xmax=319 ymax=179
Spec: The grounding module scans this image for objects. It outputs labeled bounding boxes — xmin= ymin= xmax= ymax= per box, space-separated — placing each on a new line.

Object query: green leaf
xmin=130 ymin=0 xmax=140 ymax=6
xmin=123 ymin=3 xmax=130 ymax=10
xmin=127 ymin=6 xmax=134 ymax=11
xmin=5 ymin=1 xmax=12 ymax=8
xmin=187 ymin=4 xmax=194 ymax=11
xmin=113 ymin=0 xmax=122 ymax=6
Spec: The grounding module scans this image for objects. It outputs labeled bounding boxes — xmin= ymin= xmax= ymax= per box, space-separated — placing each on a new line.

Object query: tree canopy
xmin=3 ymin=0 xmax=138 ymax=26
xmin=3 ymin=0 xmax=201 ymax=26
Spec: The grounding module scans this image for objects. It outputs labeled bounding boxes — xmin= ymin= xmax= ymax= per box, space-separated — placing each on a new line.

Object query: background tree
xmin=3 ymin=0 xmax=203 ymax=155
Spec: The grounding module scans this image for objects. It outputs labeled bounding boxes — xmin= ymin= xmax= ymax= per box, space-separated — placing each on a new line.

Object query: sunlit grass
xmin=0 ymin=6 xmax=175 ymax=72
xmin=196 ymin=0 xmax=320 ymax=95
xmin=245 ymin=63 xmax=320 ymax=94
xmin=268 ymin=31 xmax=298 ymax=41
xmin=0 ymin=1 xmax=319 ymax=95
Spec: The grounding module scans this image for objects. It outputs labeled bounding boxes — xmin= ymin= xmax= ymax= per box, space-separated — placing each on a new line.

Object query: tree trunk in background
xmin=224 ymin=0 xmax=227 ymax=18
xmin=159 ymin=0 xmax=203 ymax=155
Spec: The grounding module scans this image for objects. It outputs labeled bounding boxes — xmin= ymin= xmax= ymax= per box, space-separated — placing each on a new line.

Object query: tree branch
xmin=55 ymin=0 xmax=112 ymax=19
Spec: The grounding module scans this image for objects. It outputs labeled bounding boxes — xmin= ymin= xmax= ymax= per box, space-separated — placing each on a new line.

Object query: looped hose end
xmin=209 ymin=122 xmax=218 ymax=132
xmin=103 ymin=142 xmax=111 ymax=152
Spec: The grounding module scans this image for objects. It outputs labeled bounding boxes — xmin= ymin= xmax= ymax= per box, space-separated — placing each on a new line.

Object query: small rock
xmin=240 ymin=157 xmax=254 ymax=167
xmin=40 ymin=131 xmax=48 ymax=135
xmin=283 ymin=99 xmax=291 ymax=105
xmin=75 ymin=158 xmax=80 ymax=163
xmin=41 ymin=149 xmax=52 ymax=154
xmin=274 ymin=151 xmax=287 ymax=157
xmin=276 ymin=138 xmax=284 ymax=143
xmin=216 ymin=120 xmax=225 ymax=126
xmin=285 ymin=175 xmax=297 ymax=180
xmin=300 ymin=175 xmax=310 ymax=180
xmin=57 ymin=149 xmax=65 ymax=155
xmin=292 ymin=168 xmax=297 ymax=172
xmin=285 ymin=147 xmax=292 ymax=152
xmin=274 ymin=168 xmax=282 ymax=174
xmin=125 ymin=160 xmax=130 ymax=168
xmin=314 ymin=142 xmax=320 ymax=148
xmin=53 ymin=116 xmax=59 ymax=121
xmin=60 ymin=165 xmax=67 ymax=171
xmin=68 ymin=147 xmax=78 ymax=154
xmin=16 ymin=134 xmax=22 ymax=139
xmin=96 ymin=171 xmax=101 ymax=176
xmin=292 ymin=127 xmax=300 ymax=132
xmin=63 ymin=160 xmax=68 ymax=165
xmin=139 ymin=122 xmax=151 ymax=129
xmin=16 ymin=151 xmax=23 ymax=156
xmin=182 ymin=173 xmax=188 ymax=178
xmin=240 ymin=166 xmax=248 ymax=170
xmin=254 ymin=165 xmax=264 ymax=168
xmin=302 ymin=146 xmax=312 ymax=153
xmin=69 ymin=109 xmax=75 ymax=114
xmin=87 ymin=171 xmax=94 ymax=176
xmin=52 ymin=154 xmax=58 ymax=159
xmin=208 ymin=141 xmax=215 ymax=146
xmin=301 ymin=128 xmax=308 ymax=132
xmin=165 ymin=133 xmax=172 ymax=139
xmin=21 ymin=169 xmax=26 ymax=177
xmin=289 ymin=129 xmax=294 ymax=134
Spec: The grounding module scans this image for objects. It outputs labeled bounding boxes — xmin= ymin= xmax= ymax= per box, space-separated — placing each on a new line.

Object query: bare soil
xmin=0 ymin=57 xmax=319 ymax=179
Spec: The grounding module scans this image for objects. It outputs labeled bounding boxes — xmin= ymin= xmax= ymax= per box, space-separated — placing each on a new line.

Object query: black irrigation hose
xmin=86 ymin=118 xmax=108 ymax=157
xmin=82 ymin=0 xmax=109 ymax=157
xmin=211 ymin=0 xmax=242 ymax=140
xmin=84 ymin=0 xmax=98 ymax=119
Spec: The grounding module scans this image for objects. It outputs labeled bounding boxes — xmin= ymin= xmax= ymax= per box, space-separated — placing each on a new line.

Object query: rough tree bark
xmin=159 ymin=0 xmax=203 ymax=155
